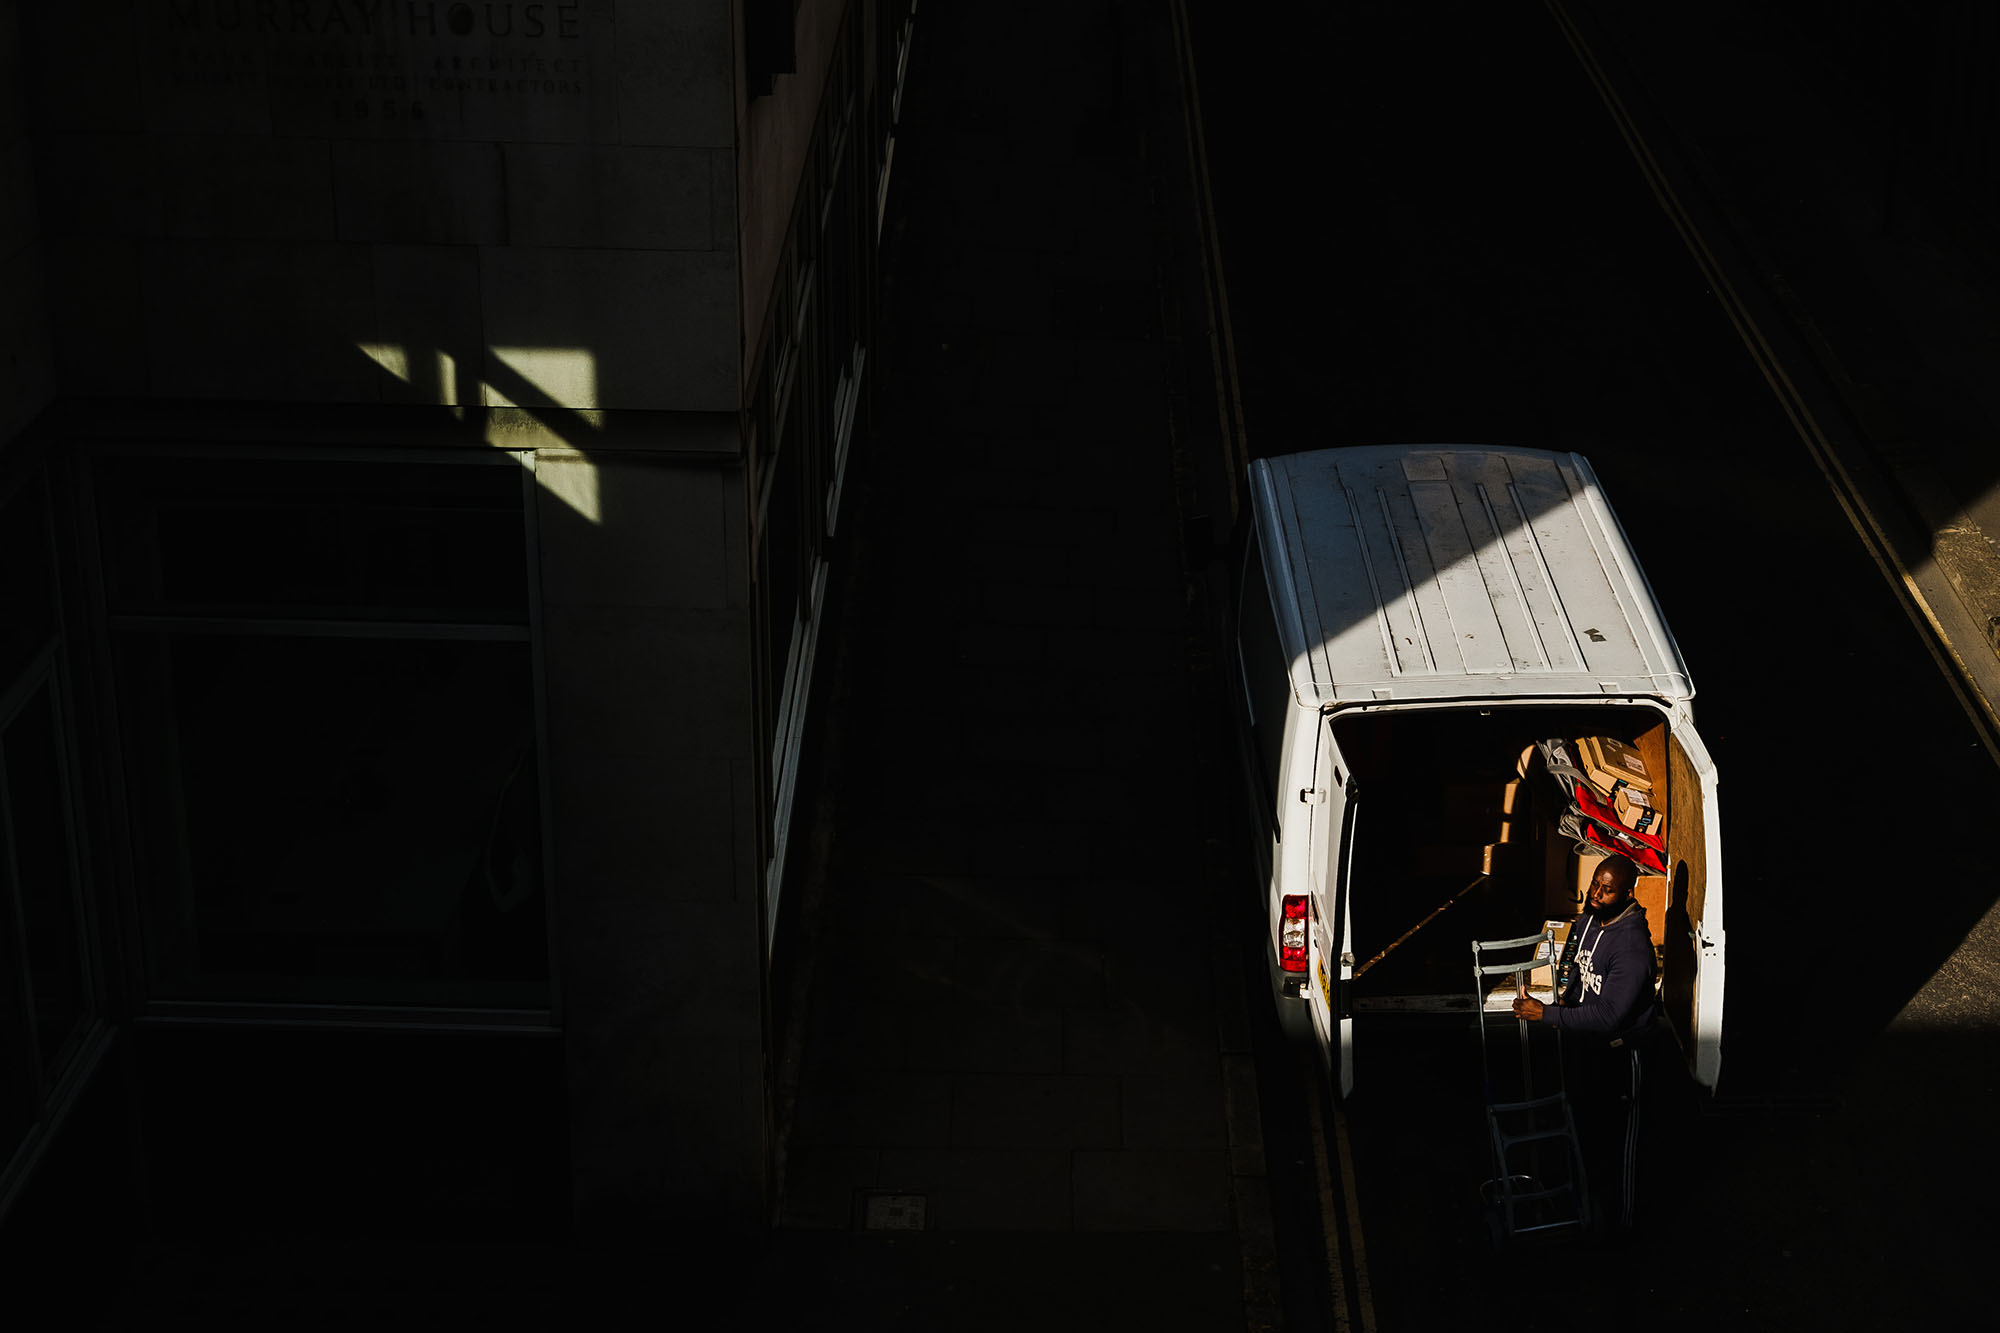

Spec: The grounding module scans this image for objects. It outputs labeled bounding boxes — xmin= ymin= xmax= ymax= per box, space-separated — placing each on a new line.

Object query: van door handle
xmin=1299 ymin=788 xmax=1326 ymax=804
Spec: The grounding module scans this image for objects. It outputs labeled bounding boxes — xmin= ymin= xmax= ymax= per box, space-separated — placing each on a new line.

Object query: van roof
xmin=1250 ymin=445 xmax=1692 ymax=707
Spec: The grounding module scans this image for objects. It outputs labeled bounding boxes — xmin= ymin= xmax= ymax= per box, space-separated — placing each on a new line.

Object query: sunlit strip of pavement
xmin=1546 ymin=0 xmax=2000 ymax=767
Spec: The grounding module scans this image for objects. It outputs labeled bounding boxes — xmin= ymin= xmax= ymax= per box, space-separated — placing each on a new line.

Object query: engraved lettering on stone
xmin=153 ymin=0 xmax=595 ymax=139
xmin=164 ymin=1 xmax=579 ymax=40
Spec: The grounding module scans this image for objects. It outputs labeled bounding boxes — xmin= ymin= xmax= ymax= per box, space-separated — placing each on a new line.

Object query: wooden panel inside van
xmin=1665 ymin=728 xmax=1707 ymax=927
xmin=1662 ymin=725 xmax=1709 ymax=1057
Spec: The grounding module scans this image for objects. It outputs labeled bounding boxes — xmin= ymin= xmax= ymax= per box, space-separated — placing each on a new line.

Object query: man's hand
xmin=1512 ymin=996 xmax=1544 ymax=1022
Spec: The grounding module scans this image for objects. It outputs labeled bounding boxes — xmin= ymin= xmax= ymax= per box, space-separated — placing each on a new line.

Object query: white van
xmin=1229 ymin=445 xmax=1723 ymax=1096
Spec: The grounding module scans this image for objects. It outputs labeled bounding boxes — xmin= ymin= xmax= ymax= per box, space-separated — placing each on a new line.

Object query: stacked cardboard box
xmin=1574 ymin=733 xmax=1665 ymax=841
xmin=1575 ymin=735 xmax=1652 ymax=799
xmin=1613 ymin=784 xmax=1662 ymax=834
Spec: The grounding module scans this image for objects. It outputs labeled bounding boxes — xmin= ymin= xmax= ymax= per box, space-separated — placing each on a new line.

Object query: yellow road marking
xmin=1302 ymin=1069 xmax=1351 ymax=1333
xmin=1330 ymin=1096 xmax=1377 ymax=1333
xmin=1305 ymin=1062 xmax=1378 ymax=1333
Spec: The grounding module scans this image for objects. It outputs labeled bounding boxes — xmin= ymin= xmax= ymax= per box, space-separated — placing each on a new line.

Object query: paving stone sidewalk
xmin=769 ymin=0 xmax=1263 ymax=1327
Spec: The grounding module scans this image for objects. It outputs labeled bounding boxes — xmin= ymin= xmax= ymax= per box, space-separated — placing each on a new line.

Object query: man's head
xmin=1585 ymin=855 xmax=1639 ymax=920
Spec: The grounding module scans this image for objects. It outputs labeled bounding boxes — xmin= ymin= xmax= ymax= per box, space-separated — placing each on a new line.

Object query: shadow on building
xmin=0 ymin=0 xmax=918 ymax=1288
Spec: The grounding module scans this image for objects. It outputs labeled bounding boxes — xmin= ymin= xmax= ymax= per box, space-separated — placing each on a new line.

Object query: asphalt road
xmin=1183 ymin=1 xmax=2000 ymax=1325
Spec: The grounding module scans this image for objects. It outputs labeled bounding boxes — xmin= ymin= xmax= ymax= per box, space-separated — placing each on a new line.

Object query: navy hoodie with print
xmin=1542 ymin=900 xmax=1661 ymax=1036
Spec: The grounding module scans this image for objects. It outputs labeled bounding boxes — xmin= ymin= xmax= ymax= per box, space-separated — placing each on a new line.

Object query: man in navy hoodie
xmin=1513 ymin=853 xmax=1663 ymax=1228
xmin=1512 ymin=853 xmax=1660 ymax=1036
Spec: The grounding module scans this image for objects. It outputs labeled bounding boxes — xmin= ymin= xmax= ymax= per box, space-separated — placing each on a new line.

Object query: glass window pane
xmin=2 ymin=681 xmax=89 ymax=1081
xmin=762 ymin=437 xmax=802 ymax=732
xmin=96 ymin=458 xmax=528 ymax=623
xmin=0 ymin=481 xmax=56 ymax=684
xmin=116 ymin=633 xmax=547 ymax=1006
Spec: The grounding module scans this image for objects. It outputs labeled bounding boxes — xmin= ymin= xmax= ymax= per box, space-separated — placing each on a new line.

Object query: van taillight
xmin=1280 ymin=895 xmax=1309 ymax=972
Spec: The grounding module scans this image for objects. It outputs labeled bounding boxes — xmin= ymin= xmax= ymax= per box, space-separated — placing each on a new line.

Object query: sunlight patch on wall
xmin=485 ymin=347 xmax=598 ymax=409
xmin=353 ymin=341 xmax=600 ymax=523
xmin=357 ymin=342 xmax=411 ymax=382
xmin=534 ymin=452 xmax=601 ymax=526
xmin=357 ymin=343 xmax=462 ymax=402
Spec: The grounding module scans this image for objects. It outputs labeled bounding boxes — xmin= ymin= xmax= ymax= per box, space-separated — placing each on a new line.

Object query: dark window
xmin=792 ymin=157 xmax=821 ymax=302
xmin=98 ymin=456 xmax=546 ymax=1008
xmin=2 ymin=681 xmax=89 ymax=1078
xmin=116 ymin=634 xmax=543 ymax=1001
xmin=769 ymin=247 xmax=799 ymax=440
xmin=760 ymin=429 xmax=803 ymax=738
xmin=876 ymin=0 xmax=916 ymax=160
xmin=822 ymin=132 xmax=861 ymax=399
xmin=96 ymin=459 xmax=529 ymax=624
xmin=0 ymin=474 xmax=93 ymax=1181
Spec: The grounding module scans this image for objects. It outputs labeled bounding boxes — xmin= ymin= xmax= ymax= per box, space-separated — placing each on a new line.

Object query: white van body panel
xmin=1238 ymin=445 xmax=1724 ymax=1094
xmin=1249 ymin=446 xmax=1693 ymax=705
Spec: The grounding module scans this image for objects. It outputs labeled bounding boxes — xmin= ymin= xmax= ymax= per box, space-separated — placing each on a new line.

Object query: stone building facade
xmin=0 ymin=0 xmax=916 ymax=1243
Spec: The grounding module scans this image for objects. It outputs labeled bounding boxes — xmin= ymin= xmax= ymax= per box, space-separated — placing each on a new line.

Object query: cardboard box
xmin=1528 ymin=918 xmax=1571 ymax=992
xmin=1613 ymin=784 xmax=1664 ymax=835
xmin=1575 ymin=735 xmax=1653 ymax=796
xmin=1569 ymin=850 xmax=1605 ymax=913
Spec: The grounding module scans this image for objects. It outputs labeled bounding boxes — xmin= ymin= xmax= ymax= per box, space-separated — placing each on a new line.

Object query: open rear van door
xmin=1306 ymin=718 xmax=1357 ymax=1097
xmin=1664 ymin=706 xmax=1725 ymax=1089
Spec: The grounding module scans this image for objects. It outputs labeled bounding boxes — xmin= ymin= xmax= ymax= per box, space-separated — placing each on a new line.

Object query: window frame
xmin=78 ymin=444 xmax=559 ymax=1031
xmin=0 ymin=660 xmax=95 ymax=1089
xmin=751 ymin=0 xmax=873 ymax=950
xmin=0 ymin=468 xmax=112 ymax=1218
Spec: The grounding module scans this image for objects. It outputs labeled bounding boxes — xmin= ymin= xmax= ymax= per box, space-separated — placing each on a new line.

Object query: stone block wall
xmin=536 ymin=454 xmax=764 ymax=1230
xmin=736 ymin=0 xmax=852 ymax=355
xmin=0 ymin=0 xmax=845 ymax=1236
xmin=22 ymin=0 xmax=740 ymax=414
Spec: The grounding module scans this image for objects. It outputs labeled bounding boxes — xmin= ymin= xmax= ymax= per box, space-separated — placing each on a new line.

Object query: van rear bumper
xmin=1265 ymin=949 xmax=1314 ymax=1043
